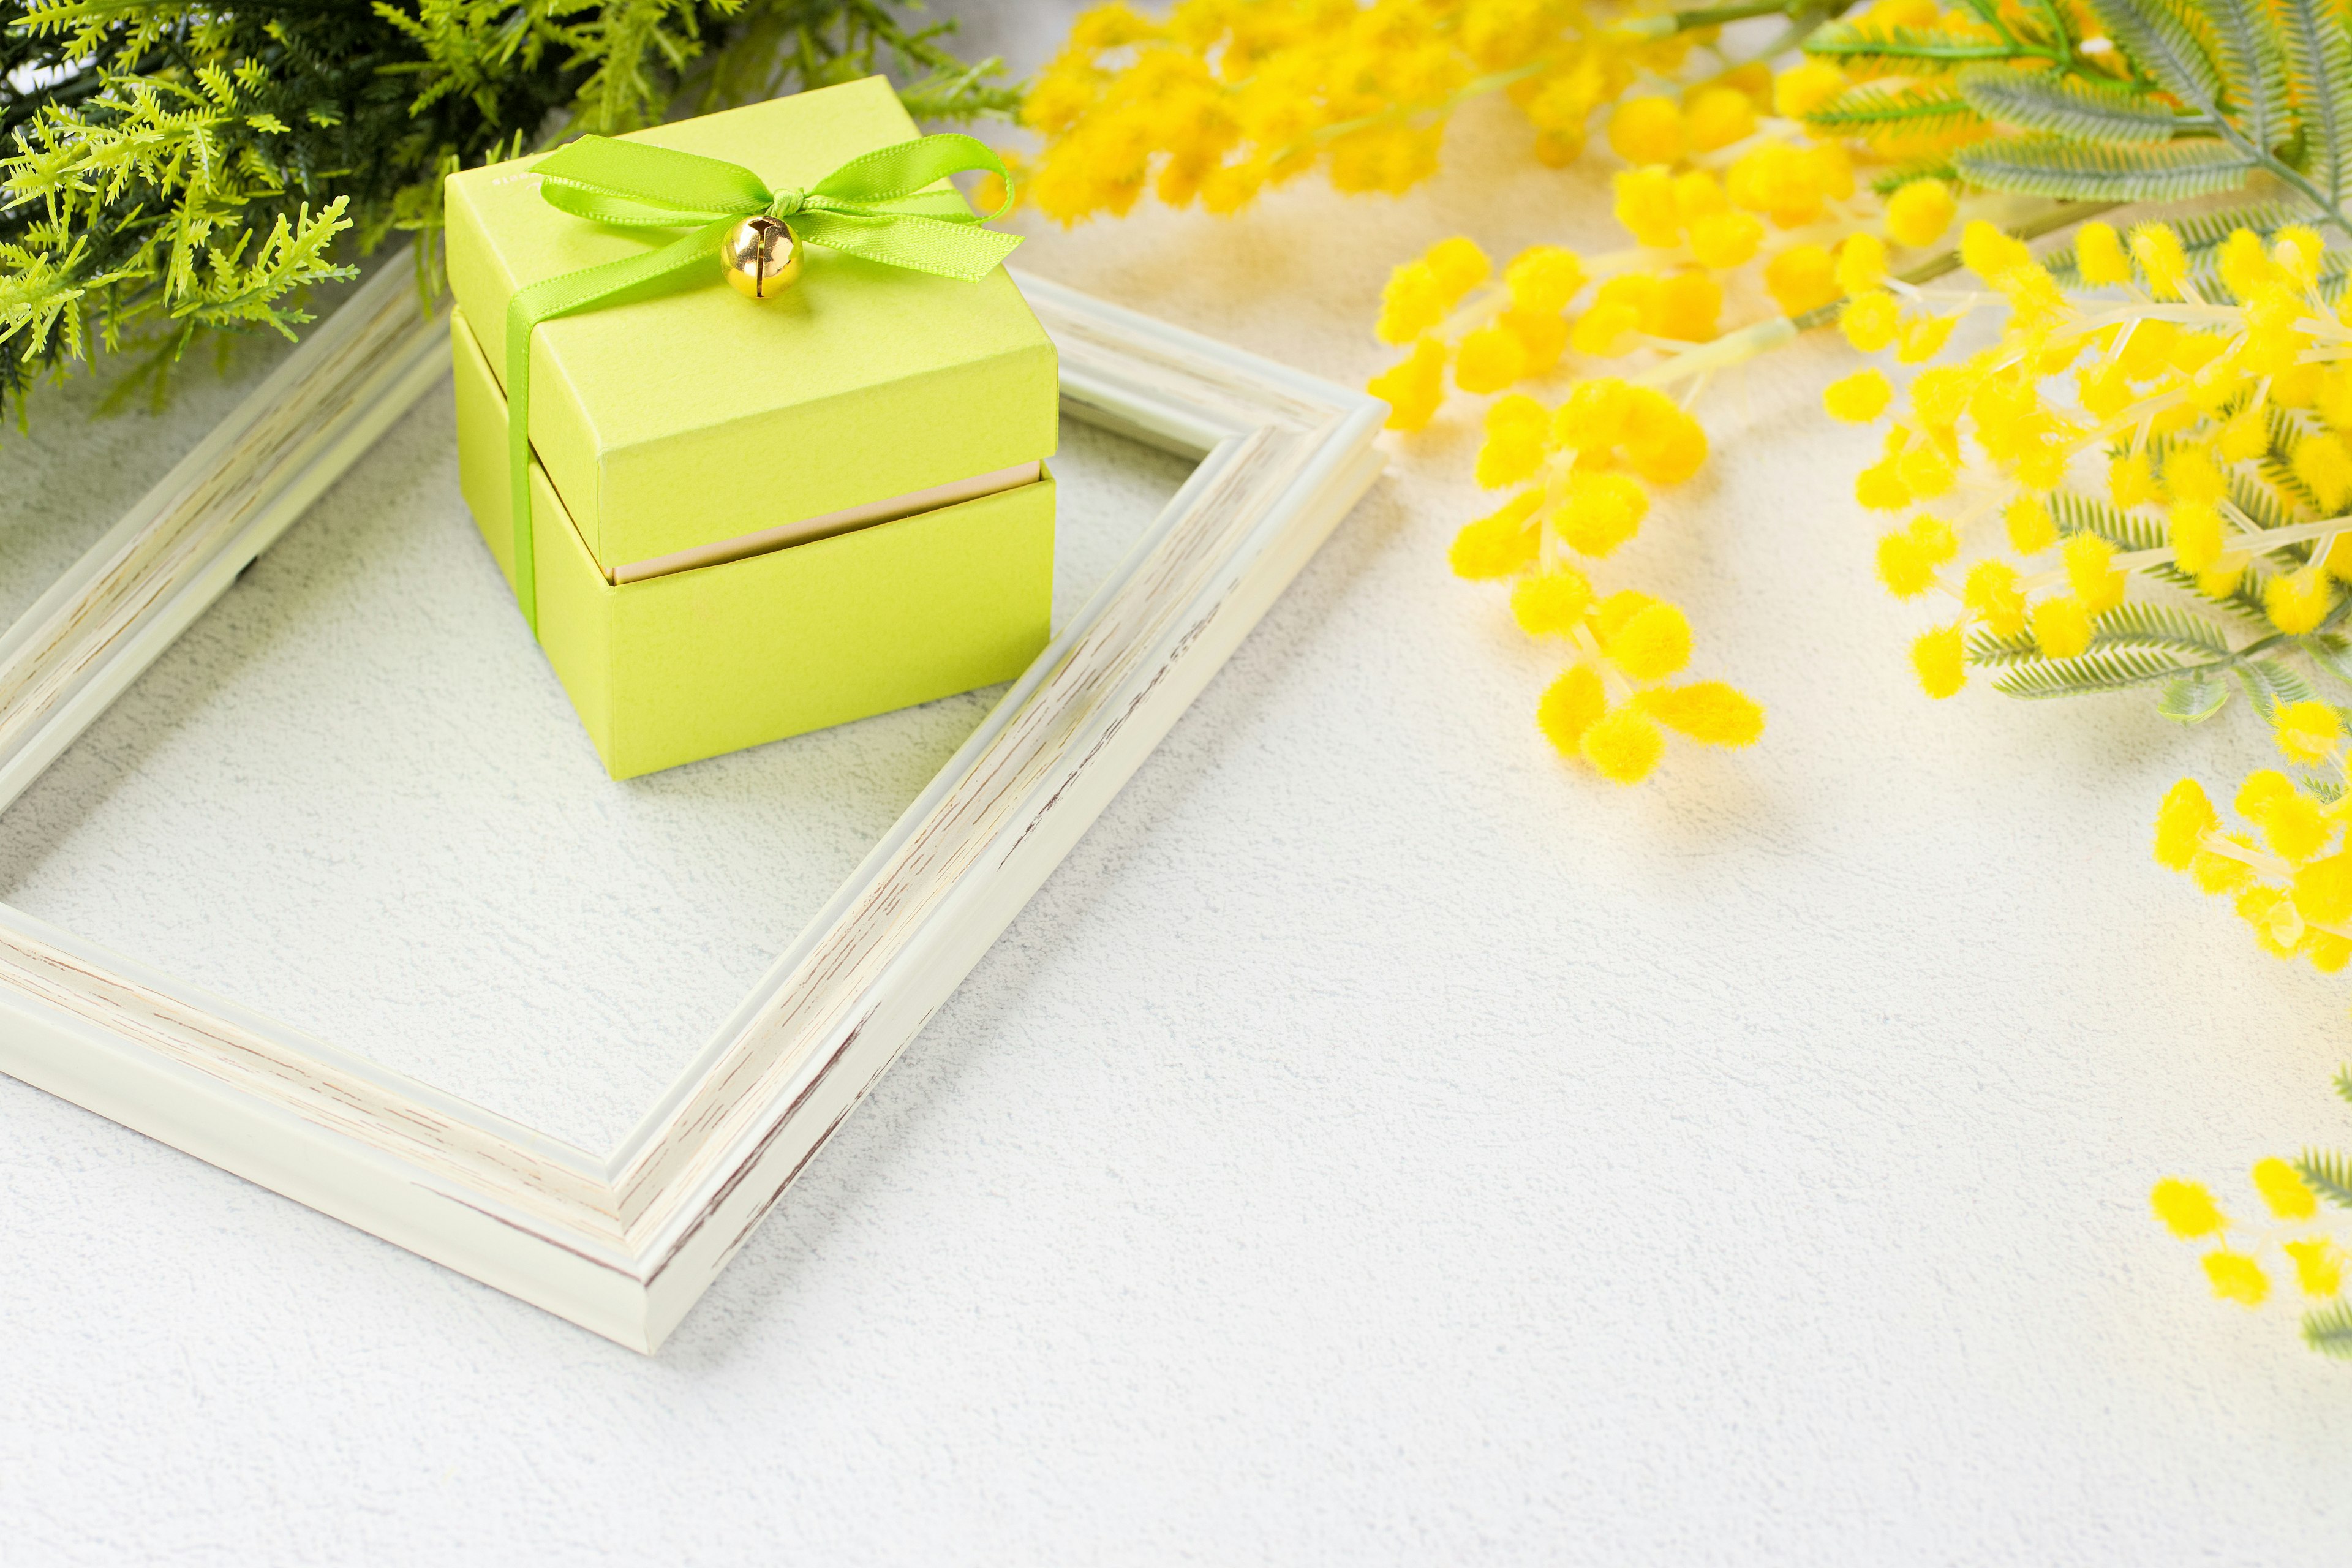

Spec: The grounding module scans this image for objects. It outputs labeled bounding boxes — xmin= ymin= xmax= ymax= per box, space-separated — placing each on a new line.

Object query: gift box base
xmin=451 ymin=309 xmax=1055 ymax=780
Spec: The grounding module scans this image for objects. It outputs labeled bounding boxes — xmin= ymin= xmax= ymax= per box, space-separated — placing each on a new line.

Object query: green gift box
xmin=442 ymin=78 xmax=1058 ymax=778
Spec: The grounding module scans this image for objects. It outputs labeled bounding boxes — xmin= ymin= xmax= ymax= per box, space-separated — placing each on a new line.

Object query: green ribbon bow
xmin=500 ymin=132 xmax=1022 ymax=630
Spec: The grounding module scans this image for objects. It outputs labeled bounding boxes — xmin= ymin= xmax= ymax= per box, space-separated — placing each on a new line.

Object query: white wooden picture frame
xmin=0 ymin=257 xmax=1384 ymax=1351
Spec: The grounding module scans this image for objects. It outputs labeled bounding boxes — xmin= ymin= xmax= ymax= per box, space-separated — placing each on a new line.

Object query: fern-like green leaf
xmin=2302 ymin=769 xmax=2349 ymax=803
xmin=1954 ymin=134 xmax=2256 ymax=201
xmin=2303 ymin=1300 xmax=2352 ymax=1358
xmin=2240 ymin=657 xmax=2321 ymax=720
xmin=2200 ymin=0 xmax=2291 ymax=151
xmin=2231 ymin=464 xmax=2302 ymax=533
xmin=1803 ymin=21 xmax=2021 ymax=72
xmin=2302 ymin=633 xmax=2352 ymax=689
xmin=2051 ymin=489 xmax=2164 ymax=551
xmin=2086 ymin=0 xmax=2226 ymax=111
xmin=2260 ymin=404 xmax=2330 ymax=518
xmin=1955 ymin=64 xmax=2195 ymax=143
xmin=2025 ymin=0 xmax=2077 ymax=56
xmin=2041 ymin=486 xmax=2277 ymax=620
xmin=1807 ymin=83 xmax=1983 ymax=145
xmin=2156 ymin=668 xmax=2232 ymax=721
xmin=2332 ymin=1064 xmax=2352 ymax=1106
xmin=2091 ymin=601 xmax=2236 ymax=654
xmin=1966 ymin=627 xmax=2044 ymax=666
xmin=1869 ymin=157 xmax=1961 ymax=195
xmin=2296 ymin=1147 xmax=2352 ymax=1209
xmin=1991 ymin=646 xmax=2199 ymax=697
xmin=2275 ymin=0 xmax=2352 ymax=208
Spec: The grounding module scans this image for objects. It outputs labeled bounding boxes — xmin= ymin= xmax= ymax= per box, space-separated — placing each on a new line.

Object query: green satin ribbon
xmin=500 ymin=132 xmax=1022 ymax=630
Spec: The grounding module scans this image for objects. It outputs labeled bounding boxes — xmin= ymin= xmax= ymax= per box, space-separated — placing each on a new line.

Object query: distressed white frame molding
xmin=0 ymin=256 xmax=1385 ymax=1351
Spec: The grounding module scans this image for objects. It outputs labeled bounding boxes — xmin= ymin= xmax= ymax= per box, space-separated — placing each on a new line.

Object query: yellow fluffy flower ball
xmin=2005 ymin=494 xmax=2057 ymax=554
xmin=1605 ymin=601 xmax=1694 ymax=681
xmin=2273 ymin=699 xmax=2344 ymax=763
xmin=2266 ymin=565 xmax=2335 ymax=635
xmin=1367 ymin=337 xmax=1448 ymax=432
xmin=1537 ymin=664 xmax=1606 ymax=753
xmin=1823 ymin=368 xmax=1893 ymax=423
xmin=2205 ymin=1251 xmax=2271 ymax=1306
xmin=1689 ymin=210 xmax=1765 ymax=270
xmin=2152 ymin=1177 xmax=2228 ymax=1238
xmin=2030 ymin=594 xmax=2094 ymax=660
xmin=2075 ymin=222 xmax=2132 ymax=287
xmin=2285 ymin=1238 xmax=2343 ymax=1296
xmin=1580 ymin=704 xmax=1667 ymax=783
xmin=1910 ymin=623 xmax=1966 ymax=698
xmin=1772 ymin=59 xmax=1847 ymax=120
xmin=2255 ymin=1157 xmax=2321 ymax=1221
xmin=1638 ymin=682 xmax=1763 ymax=746
xmin=1608 ymin=96 xmax=1684 ymax=165
xmin=1883 ymin=179 xmax=1956 ymax=249
xmin=1763 ymin=244 xmax=1840 ymax=316
xmin=2153 ymin=778 xmax=2217 ymax=870
xmin=1556 ymin=470 xmax=1649 ymax=557
xmin=1510 ymin=570 xmax=1594 ymax=636
xmin=1449 ymin=492 xmax=1542 ymax=578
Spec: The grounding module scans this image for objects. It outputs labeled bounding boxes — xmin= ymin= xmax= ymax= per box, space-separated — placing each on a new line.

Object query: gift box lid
xmin=444 ymin=77 xmax=1057 ymax=575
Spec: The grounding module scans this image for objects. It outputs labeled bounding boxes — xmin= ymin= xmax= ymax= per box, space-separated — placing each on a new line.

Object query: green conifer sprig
xmin=0 ymin=0 xmax=1014 ymax=423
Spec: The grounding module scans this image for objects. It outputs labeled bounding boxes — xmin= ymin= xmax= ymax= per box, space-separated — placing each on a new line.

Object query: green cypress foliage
xmin=0 ymin=0 xmax=1014 ymax=421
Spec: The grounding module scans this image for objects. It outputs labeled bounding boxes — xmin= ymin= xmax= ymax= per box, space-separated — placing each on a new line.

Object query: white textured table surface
xmin=7 ymin=7 xmax=2352 ymax=1562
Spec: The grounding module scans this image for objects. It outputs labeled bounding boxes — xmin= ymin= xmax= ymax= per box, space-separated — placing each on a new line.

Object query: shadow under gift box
xmin=441 ymin=79 xmax=1058 ymax=780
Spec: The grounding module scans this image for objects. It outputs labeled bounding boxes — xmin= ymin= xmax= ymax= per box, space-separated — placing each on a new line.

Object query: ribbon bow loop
xmin=497 ymin=130 xmax=1022 ymax=633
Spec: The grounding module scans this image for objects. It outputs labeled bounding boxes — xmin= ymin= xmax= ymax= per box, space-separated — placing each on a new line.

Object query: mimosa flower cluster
xmin=2157 ymin=753 xmax=2352 ymax=978
xmin=1014 ymin=0 xmax=1683 ymax=224
xmin=1438 ymin=308 xmax=1767 ymax=780
xmin=1823 ymin=216 xmax=2352 ymax=714
xmin=1384 ymin=29 xmax=1980 ymax=782
xmin=2152 ymin=1134 xmax=2352 ymax=1356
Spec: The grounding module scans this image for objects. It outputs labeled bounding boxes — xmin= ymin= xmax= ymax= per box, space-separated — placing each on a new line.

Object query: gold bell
xmin=721 ymin=216 xmax=802 ymax=299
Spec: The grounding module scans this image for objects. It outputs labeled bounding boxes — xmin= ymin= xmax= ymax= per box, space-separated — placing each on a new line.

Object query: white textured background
xmin=7 ymin=5 xmax=2352 ymax=1562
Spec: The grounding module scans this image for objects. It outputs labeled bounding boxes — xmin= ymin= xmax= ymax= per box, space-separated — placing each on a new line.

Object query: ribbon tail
xmin=807 ymin=133 xmax=1017 ymax=221
xmin=791 ymin=208 xmax=1021 ymax=282
xmin=540 ymin=179 xmax=734 ymax=230
xmin=503 ymin=220 xmax=731 ymax=633
xmin=535 ymin=135 xmax=772 ymax=217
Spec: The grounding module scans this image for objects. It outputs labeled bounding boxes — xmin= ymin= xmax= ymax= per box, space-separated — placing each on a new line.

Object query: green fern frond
xmin=1806 ymin=82 xmax=1983 ymax=144
xmin=2086 ymin=0 xmax=2226 ymax=110
xmin=1966 ymin=627 xmax=2041 ymax=666
xmin=2296 ymin=1147 xmax=2352 ymax=1209
xmin=2086 ymin=601 xmax=2236 ymax=654
xmin=2333 ymin=1064 xmax=2352 ymax=1106
xmin=2260 ymin=404 xmax=2330 ymax=518
xmin=2051 ymin=489 xmax=2165 ymax=551
xmin=2240 ymin=656 xmax=2321 ymax=719
xmin=2304 ymin=1300 xmax=2352 ymax=1358
xmin=2201 ymin=0 xmax=2292 ymax=149
xmin=1954 ymin=133 xmax=2257 ymax=201
xmin=1967 ymin=603 xmax=2231 ymax=669
xmin=2229 ymin=466 xmax=2302 ymax=534
xmin=1956 ymin=63 xmax=2196 ymax=142
xmin=1991 ymin=646 xmax=2199 ymax=696
xmin=1803 ymin=21 xmax=2021 ymax=72
xmin=2305 ymin=632 xmax=2352 ymax=689
xmin=1869 ymin=157 xmax=1961 ymax=195
xmin=2275 ymin=0 xmax=2352 ymax=208
xmin=2156 ymin=668 xmax=2231 ymax=721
